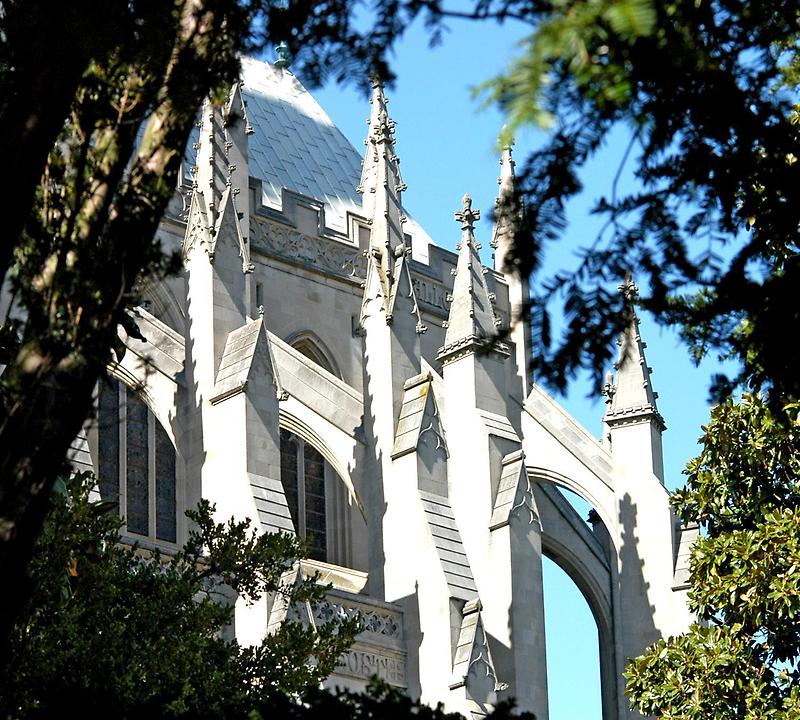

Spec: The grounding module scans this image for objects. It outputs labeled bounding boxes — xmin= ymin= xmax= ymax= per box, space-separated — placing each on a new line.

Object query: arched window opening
xmin=96 ymin=377 xmax=177 ymax=544
xmin=290 ymin=336 xmax=340 ymax=378
xmin=279 ymin=429 xmax=367 ymax=571
xmin=543 ymin=556 xmax=602 ymax=719
xmin=279 ymin=429 xmax=327 ymax=561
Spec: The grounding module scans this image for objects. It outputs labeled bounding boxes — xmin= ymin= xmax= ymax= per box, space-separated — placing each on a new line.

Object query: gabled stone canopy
xmin=490 ymin=450 xmax=537 ymax=531
xmin=209 ymin=316 xmax=294 ymax=535
xmin=450 ymin=599 xmax=503 ymax=694
xmin=438 ymin=195 xmax=503 ymax=363
xmin=212 ymin=316 xmax=276 ymax=403
xmin=604 ymin=276 xmax=665 ymax=430
xmin=266 ymin=565 xmax=316 ymax=634
xmin=392 ymin=373 xmax=447 ymax=459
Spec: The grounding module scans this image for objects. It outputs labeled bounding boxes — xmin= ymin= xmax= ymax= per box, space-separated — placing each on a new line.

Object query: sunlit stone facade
xmin=73 ymin=57 xmax=696 ymax=720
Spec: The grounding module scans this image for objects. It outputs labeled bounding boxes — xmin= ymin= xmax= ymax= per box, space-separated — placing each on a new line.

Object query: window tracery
xmin=279 ymin=429 xmax=327 ymax=561
xmin=95 ymin=378 xmax=177 ymax=544
xmin=288 ymin=334 xmax=340 ymax=378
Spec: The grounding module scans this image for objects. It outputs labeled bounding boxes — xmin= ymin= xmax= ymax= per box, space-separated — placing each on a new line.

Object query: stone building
xmin=73 ymin=56 xmax=697 ymax=719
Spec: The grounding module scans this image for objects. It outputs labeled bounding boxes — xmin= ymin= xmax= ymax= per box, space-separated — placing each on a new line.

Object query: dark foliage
xmin=0 ymin=472 xmax=358 ymax=718
xmin=626 ymin=395 xmax=800 ymax=716
xmin=466 ymin=0 xmax=799 ymax=401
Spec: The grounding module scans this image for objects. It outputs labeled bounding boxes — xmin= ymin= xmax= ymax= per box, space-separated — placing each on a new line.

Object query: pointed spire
xmin=437 ymin=194 xmax=506 ymax=364
xmin=491 ymin=136 xmax=519 ymax=274
xmin=183 ymin=89 xmax=253 ymax=274
xmin=193 ymin=98 xmax=228 ymax=229
xmin=603 ymin=275 xmax=665 ymax=430
xmin=357 ymin=78 xmax=408 ymax=286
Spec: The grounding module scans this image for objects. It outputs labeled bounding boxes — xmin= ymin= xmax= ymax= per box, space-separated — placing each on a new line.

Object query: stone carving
xmin=450 ymin=599 xmax=506 ymax=697
xmin=314 ymin=598 xmax=403 ymax=640
xmin=412 ymin=277 xmax=449 ymax=315
xmin=337 ymin=650 xmax=406 ymax=686
xmin=216 ymin=189 xmax=255 ymax=273
xmin=182 ymin=192 xmax=214 ymax=261
xmin=418 ymin=397 xmax=448 ymax=458
xmin=250 ymin=218 xmax=367 ymax=281
xmin=511 ymin=472 xmax=539 ymax=527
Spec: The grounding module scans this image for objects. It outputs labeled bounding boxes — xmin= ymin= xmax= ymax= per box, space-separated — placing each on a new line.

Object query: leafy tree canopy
xmin=402 ymin=0 xmax=799 ymax=401
xmin=0 ymin=0 xmax=415 ymax=650
xmin=626 ymin=395 xmax=800 ymax=717
xmin=0 ymin=471 xmax=358 ymax=718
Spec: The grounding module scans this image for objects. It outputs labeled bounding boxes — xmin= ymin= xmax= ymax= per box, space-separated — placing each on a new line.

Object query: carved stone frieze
xmin=337 ymin=649 xmax=406 ymax=686
xmin=318 ymin=596 xmax=408 ymax=687
xmin=411 ymin=276 xmax=449 ymax=317
xmin=250 ymin=217 xmax=367 ymax=282
xmin=314 ymin=598 xmax=403 ymax=640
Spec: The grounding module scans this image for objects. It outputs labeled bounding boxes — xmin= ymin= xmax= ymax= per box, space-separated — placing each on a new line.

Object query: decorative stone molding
xmin=337 ymin=649 xmax=407 ymax=686
xmin=250 ymin=216 xmax=367 ymax=282
xmin=437 ymin=333 xmax=510 ymax=365
xmin=603 ymin=404 xmax=666 ymax=429
xmin=315 ymin=599 xmax=403 ymax=640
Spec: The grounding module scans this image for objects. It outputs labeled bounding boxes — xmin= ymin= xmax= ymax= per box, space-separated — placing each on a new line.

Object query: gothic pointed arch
xmin=532 ymin=477 xmax=620 ymax=720
xmin=526 ymin=465 xmax=616 ymax=542
xmin=89 ymin=371 xmax=183 ymax=547
xmin=285 ymin=330 xmax=341 ymax=379
xmin=278 ymin=407 xmax=368 ymax=572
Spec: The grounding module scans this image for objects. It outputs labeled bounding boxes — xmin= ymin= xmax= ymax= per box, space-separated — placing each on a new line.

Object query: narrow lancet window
xmin=125 ymin=388 xmax=149 ymax=536
xmin=155 ymin=421 xmax=177 ymax=543
xmin=279 ymin=429 xmax=327 ymax=562
xmin=97 ymin=380 xmax=120 ymax=510
xmin=93 ymin=377 xmax=178 ymax=544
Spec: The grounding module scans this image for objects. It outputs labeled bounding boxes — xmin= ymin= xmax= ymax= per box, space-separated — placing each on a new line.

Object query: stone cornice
xmin=250 ymin=216 xmax=366 ymax=283
xmin=436 ymin=333 xmax=510 ymax=365
xmin=603 ymin=403 xmax=666 ymax=431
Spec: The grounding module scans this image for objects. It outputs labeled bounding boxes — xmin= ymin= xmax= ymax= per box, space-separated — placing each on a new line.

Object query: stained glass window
xmin=279 ymin=429 xmax=327 ymax=562
xmin=96 ymin=378 xmax=177 ymax=543
xmin=126 ymin=387 xmax=149 ymax=536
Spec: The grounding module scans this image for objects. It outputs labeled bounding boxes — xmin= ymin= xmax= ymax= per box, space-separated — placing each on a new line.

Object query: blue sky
xmin=291 ymin=11 xmax=724 ymax=718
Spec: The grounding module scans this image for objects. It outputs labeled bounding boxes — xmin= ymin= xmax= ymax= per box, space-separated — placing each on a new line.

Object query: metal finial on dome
xmin=274 ymin=42 xmax=291 ymax=70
